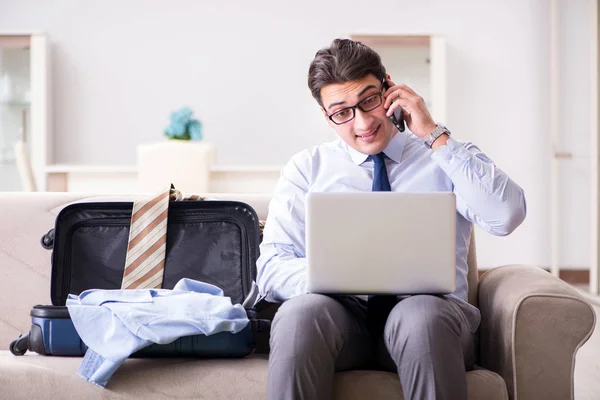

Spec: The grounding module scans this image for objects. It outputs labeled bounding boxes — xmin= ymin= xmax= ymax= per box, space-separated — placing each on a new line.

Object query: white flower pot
xmin=137 ymin=140 xmax=216 ymax=194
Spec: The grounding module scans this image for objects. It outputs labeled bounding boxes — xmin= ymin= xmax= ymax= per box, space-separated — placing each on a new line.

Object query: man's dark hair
xmin=308 ymin=38 xmax=386 ymax=107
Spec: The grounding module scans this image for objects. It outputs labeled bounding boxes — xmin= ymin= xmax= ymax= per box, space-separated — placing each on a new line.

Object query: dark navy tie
xmin=367 ymin=152 xmax=397 ymax=340
xmin=372 ymin=152 xmax=391 ymax=192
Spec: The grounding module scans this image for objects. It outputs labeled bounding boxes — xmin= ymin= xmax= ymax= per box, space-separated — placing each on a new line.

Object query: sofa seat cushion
xmin=0 ymin=352 xmax=508 ymax=399
xmin=334 ymin=368 xmax=508 ymax=400
xmin=1 ymin=352 xmax=269 ymax=400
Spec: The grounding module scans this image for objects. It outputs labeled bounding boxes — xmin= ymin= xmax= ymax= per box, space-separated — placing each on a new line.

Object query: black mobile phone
xmin=382 ymin=79 xmax=405 ymax=132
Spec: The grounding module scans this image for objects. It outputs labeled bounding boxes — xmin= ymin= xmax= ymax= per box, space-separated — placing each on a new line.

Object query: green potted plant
xmin=164 ymin=106 xmax=203 ymax=141
xmin=136 ymin=106 xmax=214 ymax=192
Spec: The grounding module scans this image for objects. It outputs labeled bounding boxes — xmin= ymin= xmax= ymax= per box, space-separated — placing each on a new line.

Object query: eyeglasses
xmin=326 ymin=87 xmax=384 ymax=125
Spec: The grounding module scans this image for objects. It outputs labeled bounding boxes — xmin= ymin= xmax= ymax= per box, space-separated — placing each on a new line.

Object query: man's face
xmin=320 ymin=74 xmax=396 ymax=155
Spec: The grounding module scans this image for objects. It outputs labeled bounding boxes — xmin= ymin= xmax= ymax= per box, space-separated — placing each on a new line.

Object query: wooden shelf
xmin=45 ymin=164 xmax=137 ymax=174
xmin=45 ymin=164 xmax=282 ymax=174
xmin=351 ymin=35 xmax=430 ymax=47
xmin=44 ymin=163 xmax=282 ymax=193
xmin=0 ymin=101 xmax=30 ymax=106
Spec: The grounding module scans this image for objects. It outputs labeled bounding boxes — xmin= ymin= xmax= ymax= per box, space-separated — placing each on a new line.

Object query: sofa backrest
xmin=0 ymin=192 xmax=479 ymax=350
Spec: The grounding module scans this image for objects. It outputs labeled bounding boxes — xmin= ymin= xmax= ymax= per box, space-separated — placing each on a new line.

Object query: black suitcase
xmin=10 ymin=199 xmax=270 ymax=357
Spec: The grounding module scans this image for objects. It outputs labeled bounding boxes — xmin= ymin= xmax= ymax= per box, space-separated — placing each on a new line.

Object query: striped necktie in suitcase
xmin=120 ymin=185 xmax=203 ymax=290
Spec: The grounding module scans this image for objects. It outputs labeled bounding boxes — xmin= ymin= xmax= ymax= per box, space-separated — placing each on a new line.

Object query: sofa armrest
xmin=478 ymin=265 xmax=596 ymax=400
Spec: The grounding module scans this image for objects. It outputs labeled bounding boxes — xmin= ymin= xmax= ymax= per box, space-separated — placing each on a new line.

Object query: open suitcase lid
xmin=47 ymin=200 xmax=261 ymax=306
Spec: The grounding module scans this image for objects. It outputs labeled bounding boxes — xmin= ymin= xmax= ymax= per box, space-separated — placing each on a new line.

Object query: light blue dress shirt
xmin=256 ymin=130 xmax=527 ymax=332
xmin=66 ymin=278 xmax=249 ymax=387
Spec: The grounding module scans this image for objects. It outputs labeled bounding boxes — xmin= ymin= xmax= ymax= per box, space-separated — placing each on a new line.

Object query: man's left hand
xmin=383 ymin=79 xmax=437 ymax=139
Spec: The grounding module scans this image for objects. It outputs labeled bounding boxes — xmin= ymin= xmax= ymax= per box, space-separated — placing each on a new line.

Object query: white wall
xmin=0 ymin=0 xmax=594 ymax=270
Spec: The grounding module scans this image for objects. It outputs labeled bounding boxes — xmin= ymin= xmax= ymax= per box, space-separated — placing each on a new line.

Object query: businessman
xmin=256 ymin=38 xmax=526 ymax=400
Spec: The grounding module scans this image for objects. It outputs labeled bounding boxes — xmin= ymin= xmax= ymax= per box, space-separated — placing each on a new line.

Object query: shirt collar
xmin=346 ymin=129 xmax=408 ymax=165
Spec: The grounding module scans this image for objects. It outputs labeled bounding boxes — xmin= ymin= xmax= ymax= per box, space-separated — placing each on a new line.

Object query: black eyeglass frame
xmin=325 ymin=83 xmax=385 ymax=125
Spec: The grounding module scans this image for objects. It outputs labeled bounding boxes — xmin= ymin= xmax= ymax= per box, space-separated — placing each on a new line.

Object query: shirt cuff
xmin=77 ymin=349 xmax=122 ymax=388
xmin=266 ymin=274 xmax=308 ymax=303
xmin=430 ymin=137 xmax=472 ymax=177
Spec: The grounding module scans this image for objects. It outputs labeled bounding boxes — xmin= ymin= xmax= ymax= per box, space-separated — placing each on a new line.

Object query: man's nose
xmin=353 ymin=108 xmax=374 ymax=129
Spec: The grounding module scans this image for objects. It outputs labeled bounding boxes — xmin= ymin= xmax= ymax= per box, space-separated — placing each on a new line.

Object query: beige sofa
xmin=0 ymin=192 xmax=596 ymax=400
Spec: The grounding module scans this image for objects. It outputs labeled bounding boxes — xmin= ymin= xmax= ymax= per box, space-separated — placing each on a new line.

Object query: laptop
xmin=305 ymin=192 xmax=456 ymax=295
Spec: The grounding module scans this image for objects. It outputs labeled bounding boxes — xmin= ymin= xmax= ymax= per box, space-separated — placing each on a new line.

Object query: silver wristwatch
xmin=424 ymin=123 xmax=451 ymax=148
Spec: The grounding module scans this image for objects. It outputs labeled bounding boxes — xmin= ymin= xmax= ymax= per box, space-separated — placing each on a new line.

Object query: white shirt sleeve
xmin=431 ymin=138 xmax=527 ymax=236
xmin=256 ymin=154 xmax=311 ymax=303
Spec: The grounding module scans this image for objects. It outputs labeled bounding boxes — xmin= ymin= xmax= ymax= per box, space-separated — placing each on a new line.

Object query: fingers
xmin=398 ymin=84 xmax=418 ymax=97
xmin=383 ymin=85 xmax=422 ymax=110
xmin=384 ymin=78 xmax=417 ymax=96
xmin=384 ymin=79 xmax=417 ymax=96
xmin=384 ymin=91 xmax=418 ymax=117
xmin=385 ymin=97 xmax=411 ymax=117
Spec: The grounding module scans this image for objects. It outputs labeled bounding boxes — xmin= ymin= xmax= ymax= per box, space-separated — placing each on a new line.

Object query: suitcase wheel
xmin=9 ymin=333 xmax=29 ymax=356
xmin=40 ymin=229 xmax=55 ymax=250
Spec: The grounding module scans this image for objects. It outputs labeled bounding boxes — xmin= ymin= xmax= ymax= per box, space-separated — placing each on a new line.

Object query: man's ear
xmin=384 ymin=74 xmax=392 ymax=93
